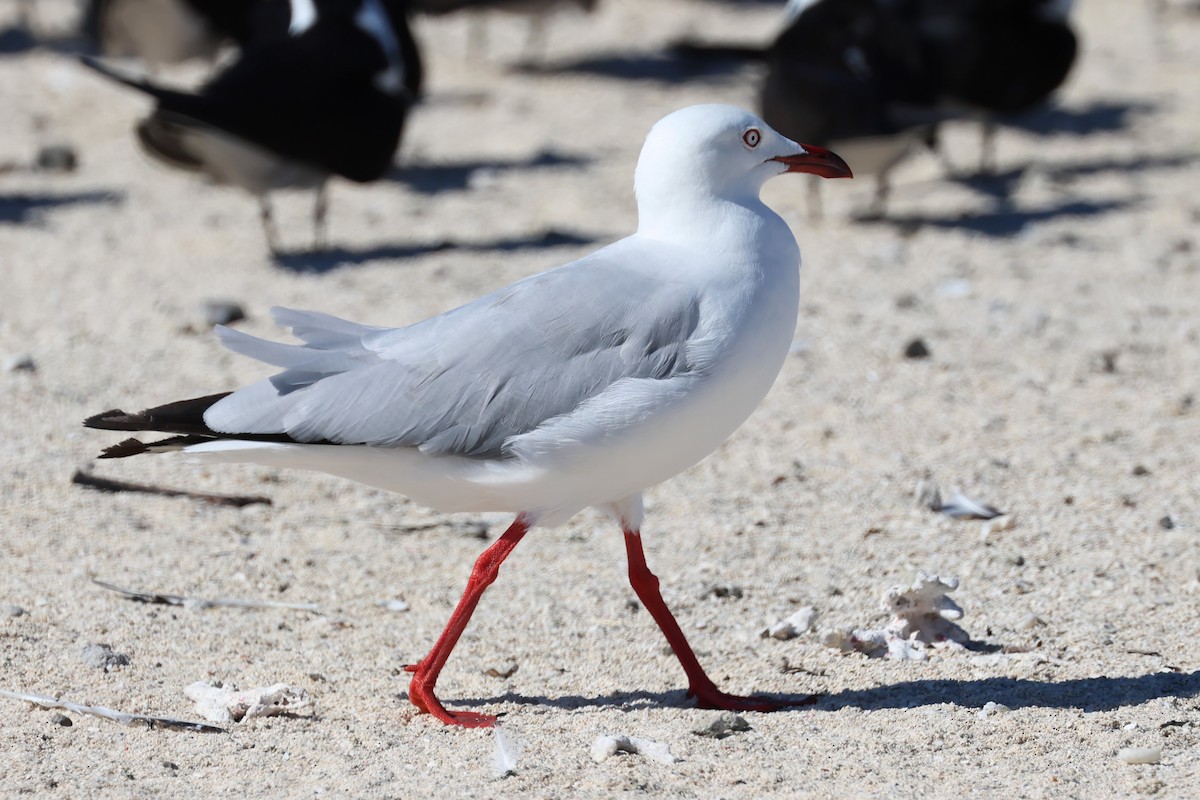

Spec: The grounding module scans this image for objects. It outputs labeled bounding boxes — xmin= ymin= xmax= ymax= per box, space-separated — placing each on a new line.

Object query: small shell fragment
xmin=981 ymin=514 xmax=1015 ymax=538
xmin=939 ymin=489 xmax=1004 ymax=520
xmin=1016 ymin=612 xmax=1044 ymax=630
xmin=978 ymin=701 xmax=1010 ymax=718
xmin=760 ymin=606 xmax=817 ymax=640
xmin=376 ymin=599 xmax=410 ymax=612
xmin=591 ymin=734 xmax=680 ymax=764
xmin=1117 ymin=747 xmax=1161 ymax=765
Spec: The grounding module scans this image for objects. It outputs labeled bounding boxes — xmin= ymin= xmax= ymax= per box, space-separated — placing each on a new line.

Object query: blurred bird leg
xmin=259 ymin=196 xmax=280 ymax=254
xmin=313 ymin=182 xmax=330 ymax=251
xmin=806 ymin=178 xmax=823 ymax=222
xmin=979 ymin=119 xmax=998 ymax=175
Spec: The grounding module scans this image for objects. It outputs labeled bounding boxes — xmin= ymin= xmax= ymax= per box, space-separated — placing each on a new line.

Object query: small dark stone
xmin=3 ymin=354 xmax=35 ymax=373
xmin=200 ymin=300 xmax=246 ymax=327
xmin=1132 ymin=464 xmax=1151 ymax=476
xmin=1159 ymin=516 xmax=1175 ymax=530
xmin=50 ymin=714 xmax=72 ymax=727
xmin=903 ymin=338 xmax=930 ymax=359
xmin=1098 ymin=350 xmax=1119 ymax=373
xmin=162 ymin=761 xmax=179 ymax=771
xmin=80 ymin=642 xmax=130 ymax=671
xmin=36 ymin=144 xmax=78 ymax=173
xmin=708 ymin=585 xmax=744 ymax=599
xmin=692 ymin=712 xmax=751 ymax=739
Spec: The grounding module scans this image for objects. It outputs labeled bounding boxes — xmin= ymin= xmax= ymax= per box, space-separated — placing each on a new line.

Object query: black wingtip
xmin=84 ymin=409 xmax=138 ymax=431
xmin=98 ymin=434 xmax=215 ymax=459
xmin=98 ymin=438 xmax=150 ymax=459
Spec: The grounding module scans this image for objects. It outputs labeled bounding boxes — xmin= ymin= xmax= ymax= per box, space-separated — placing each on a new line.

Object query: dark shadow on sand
xmin=0 ymin=25 xmax=96 ymax=56
xmin=386 ymin=150 xmax=591 ymax=194
xmin=272 ymin=229 xmax=596 ymax=274
xmin=865 ymin=199 xmax=1134 ymax=237
xmin=1002 ymin=100 xmax=1159 ymax=137
xmin=945 ymin=152 xmax=1199 ymax=202
xmin=443 ymin=669 xmax=1200 ymax=716
xmin=820 ymin=670 xmax=1200 ymax=713
xmin=511 ymin=49 xmax=752 ymax=84
xmin=0 ymin=191 xmax=123 ymax=224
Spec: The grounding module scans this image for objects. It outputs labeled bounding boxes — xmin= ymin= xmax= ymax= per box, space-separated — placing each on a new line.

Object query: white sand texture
xmin=1 ymin=0 xmax=1199 ymax=796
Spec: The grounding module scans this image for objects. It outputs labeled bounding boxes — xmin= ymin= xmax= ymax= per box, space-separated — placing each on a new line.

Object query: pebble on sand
xmin=1117 ymin=747 xmax=1162 ymax=765
xmin=200 ymin=300 xmax=247 ymax=328
xmin=80 ymin=643 xmax=130 ymax=671
xmin=693 ymin=711 xmax=751 ymax=739
xmin=35 ymin=144 xmax=77 ymax=172
xmin=376 ymin=598 xmax=410 ymax=612
xmin=3 ymin=354 xmax=36 ymax=373
xmin=904 ymin=338 xmax=931 ymax=359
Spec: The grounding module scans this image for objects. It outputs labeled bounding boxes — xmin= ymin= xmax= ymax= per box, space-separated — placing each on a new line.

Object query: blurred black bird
xmin=760 ymin=0 xmax=945 ymax=217
xmin=906 ymin=0 xmax=1078 ymax=172
xmin=83 ymin=0 xmax=423 ymax=252
xmin=761 ymin=0 xmax=1077 ymax=214
xmin=408 ymin=0 xmax=596 ymax=62
xmin=83 ymin=0 xmax=291 ymax=67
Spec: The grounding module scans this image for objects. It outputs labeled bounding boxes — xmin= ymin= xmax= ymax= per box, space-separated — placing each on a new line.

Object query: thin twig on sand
xmin=0 ymin=688 xmax=225 ymax=733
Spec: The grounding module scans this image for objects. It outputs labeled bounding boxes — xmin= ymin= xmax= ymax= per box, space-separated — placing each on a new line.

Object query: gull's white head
xmin=634 ymin=105 xmax=851 ymax=216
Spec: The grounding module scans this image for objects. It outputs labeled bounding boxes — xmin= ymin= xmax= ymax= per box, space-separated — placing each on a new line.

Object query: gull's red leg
xmin=623 ymin=528 xmax=805 ymax=712
xmin=404 ymin=515 xmax=530 ymax=727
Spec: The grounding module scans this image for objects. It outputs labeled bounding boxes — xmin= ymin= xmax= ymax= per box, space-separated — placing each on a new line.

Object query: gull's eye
xmin=742 ymin=128 xmax=761 ymax=148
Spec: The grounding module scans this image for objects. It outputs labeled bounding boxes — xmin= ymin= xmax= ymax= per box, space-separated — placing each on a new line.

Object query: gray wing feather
xmin=271 ymin=307 xmax=386 ymax=347
xmin=206 ymin=241 xmax=705 ymax=458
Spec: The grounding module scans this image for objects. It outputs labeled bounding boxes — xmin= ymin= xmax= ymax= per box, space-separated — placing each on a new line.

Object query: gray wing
xmin=206 ymin=240 xmax=706 ymax=459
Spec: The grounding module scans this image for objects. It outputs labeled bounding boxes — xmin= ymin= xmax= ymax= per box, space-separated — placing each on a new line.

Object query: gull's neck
xmin=635 ymin=179 xmax=782 ymax=253
xmin=638 ymin=168 xmax=751 ymax=232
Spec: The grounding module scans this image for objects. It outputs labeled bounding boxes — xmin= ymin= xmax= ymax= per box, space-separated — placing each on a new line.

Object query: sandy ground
xmin=1 ymin=0 xmax=1199 ymax=796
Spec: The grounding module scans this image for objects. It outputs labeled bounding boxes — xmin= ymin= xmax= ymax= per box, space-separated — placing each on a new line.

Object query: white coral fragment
xmin=185 ymin=681 xmax=311 ymax=723
xmin=978 ymin=701 xmax=1011 ymax=718
xmin=981 ymin=514 xmax=1016 ymax=539
xmin=826 ymin=573 xmax=970 ymax=660
xmin=591 ymin=734 xmax=680 ymax=765
xmin=759 ymin=606 xmax=817 ymax=640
